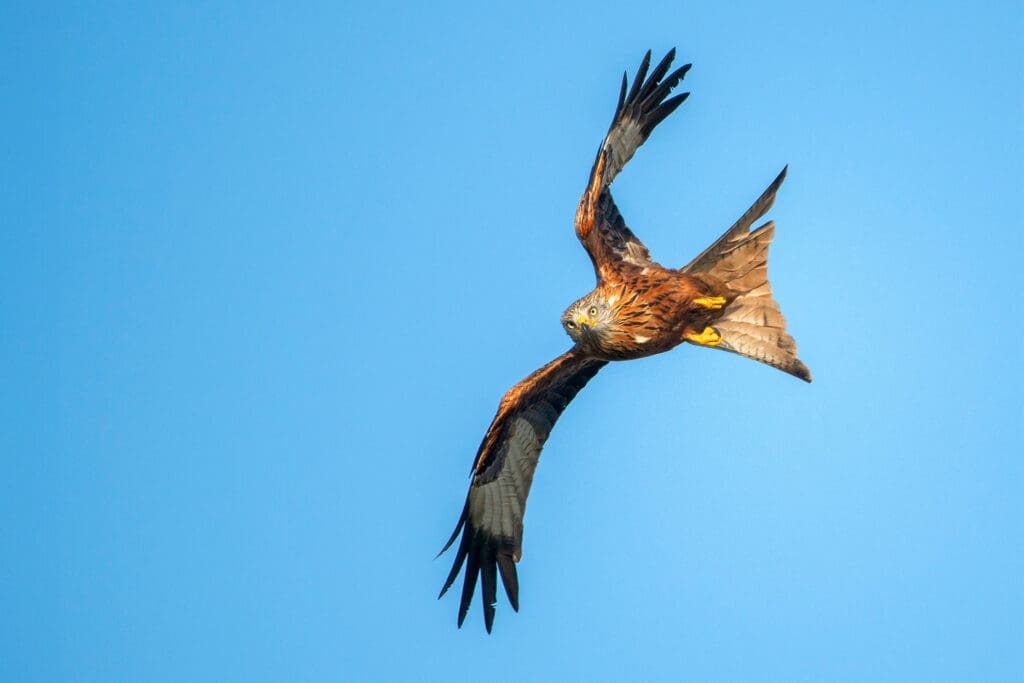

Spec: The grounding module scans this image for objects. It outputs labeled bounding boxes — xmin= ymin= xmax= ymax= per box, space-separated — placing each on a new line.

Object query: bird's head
xmin=561 ymin=293 xmax=613 ymax=346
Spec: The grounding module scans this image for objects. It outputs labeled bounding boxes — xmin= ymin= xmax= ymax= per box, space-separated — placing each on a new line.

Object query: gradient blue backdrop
xmin=3 ymin=2 xmax=1021 ymax=681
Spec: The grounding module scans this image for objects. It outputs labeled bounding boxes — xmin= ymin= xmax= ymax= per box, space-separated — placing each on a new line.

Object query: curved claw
xmin=685 ymin=326 xmax=723 ymax=347
xmin=692 ymin=296 xmax=726 ymax=311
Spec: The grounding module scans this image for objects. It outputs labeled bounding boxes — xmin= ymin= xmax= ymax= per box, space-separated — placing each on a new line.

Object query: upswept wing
xmin=438 ymin=349 xmax=607 ymax=632
xmin=575 ymin=49 xmax=691 ymax=281
xmin=682 ymin=167 xmax=812 ymax=382
xmin=682 ymin=167 xmax=788 ymax=275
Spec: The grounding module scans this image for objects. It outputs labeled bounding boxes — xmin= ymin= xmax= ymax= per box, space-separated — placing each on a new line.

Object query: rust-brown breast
xmin=590 ymin=266 xmax=730 ymax=360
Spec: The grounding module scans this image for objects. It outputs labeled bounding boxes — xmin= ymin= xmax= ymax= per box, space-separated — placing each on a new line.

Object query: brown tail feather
xmin=682 ymin=168 xmax=811 ymax=382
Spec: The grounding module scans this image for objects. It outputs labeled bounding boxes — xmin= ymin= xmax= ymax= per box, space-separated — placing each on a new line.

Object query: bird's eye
xmin=565 ymin=320 xmax=576 ymax=329
xmin=588 ymin=306 xmax=598 ymax=317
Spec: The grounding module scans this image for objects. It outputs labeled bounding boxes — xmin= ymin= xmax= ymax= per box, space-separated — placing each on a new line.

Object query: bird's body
xmin=439 ymin=49 xmax=811 ymax=632
xmin=563 ymin=264 xmax=727 ymax=361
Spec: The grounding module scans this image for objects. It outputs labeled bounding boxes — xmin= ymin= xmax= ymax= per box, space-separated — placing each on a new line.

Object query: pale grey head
xmin=561 ymin=292 xmax=614 ymax=346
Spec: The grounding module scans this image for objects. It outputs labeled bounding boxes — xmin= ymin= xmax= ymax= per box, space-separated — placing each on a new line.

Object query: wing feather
xmin=682 ymin=167 xmax=788 ymax=274
xmin=480 ymin=549 xmax=498 ymax=632
xmin=497 ymin=553 xmax=519 ymax=612
xmin=458 ymin=539 xmax=481 ymax=628
xmin=623 ymin=50 xmax=651 ymax=107
xmin=438 ymin=349 xmax=606 ymax=632
xmin=575 ymin=49 xmax=691 ymax=281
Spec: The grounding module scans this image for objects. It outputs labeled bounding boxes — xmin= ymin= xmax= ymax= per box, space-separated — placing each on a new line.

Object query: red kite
xmin=438 ymin=49 xmax=811 ymax=632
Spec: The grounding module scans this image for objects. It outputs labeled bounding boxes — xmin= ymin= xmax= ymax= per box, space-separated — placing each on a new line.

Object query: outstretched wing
xmin=575 ymin=49 xmax=691 ymax=281
xmin=438 ymin=349 xmax=607 ymax=632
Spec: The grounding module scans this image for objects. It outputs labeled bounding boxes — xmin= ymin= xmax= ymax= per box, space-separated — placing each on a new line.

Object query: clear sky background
xmin=3 ymin=2 xmax=1022 ymax=681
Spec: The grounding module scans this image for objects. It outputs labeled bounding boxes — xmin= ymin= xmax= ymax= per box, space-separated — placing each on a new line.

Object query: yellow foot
xmin=692 ymin=296 xmax=726 ymax=310
xmin=685 ymin=326 xmax=723 ymax=347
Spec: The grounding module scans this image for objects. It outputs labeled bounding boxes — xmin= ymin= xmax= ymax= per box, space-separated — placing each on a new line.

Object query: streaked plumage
xmin=439 ymin=49 xmax=811 ymax=632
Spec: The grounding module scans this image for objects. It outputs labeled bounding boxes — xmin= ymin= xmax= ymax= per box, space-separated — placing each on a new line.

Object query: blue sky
xmin=3 ymin=1 xmax=1022 ymax=680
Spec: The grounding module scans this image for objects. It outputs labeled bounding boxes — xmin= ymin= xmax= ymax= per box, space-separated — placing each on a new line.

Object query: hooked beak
xmin=576 ymin=316 xmax=593 ymax=334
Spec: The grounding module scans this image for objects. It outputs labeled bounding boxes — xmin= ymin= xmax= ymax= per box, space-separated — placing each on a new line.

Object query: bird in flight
xmin=438 ymin=49 xmax=811 ymax=632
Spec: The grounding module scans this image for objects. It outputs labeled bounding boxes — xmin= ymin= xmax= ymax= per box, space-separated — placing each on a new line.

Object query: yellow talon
xmin=693 ymin=296 xmax=726 ymax=310
xmin=685 ymin=326 xmax=723 ymax=347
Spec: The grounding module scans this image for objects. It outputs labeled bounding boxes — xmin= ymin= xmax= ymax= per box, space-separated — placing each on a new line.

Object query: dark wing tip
xmin=792 ymin=359 xmax=812 ymax=383
xmin=481 ymin=553 xmax=498 ymax=633
xmin=438 ymin=533 xmax=469 ymax=601
xmin=749 ymin=166 xmax=788 ymax=218
xmin=624 ymin=50 xmax=653 ymax=105
xmin=456 ymin=545 xmax=480 ymax=629
xmin=439 ymin=512 xmax=509 ymax=633
xmin=435 ymin=505 xmax=466 ymax=561
xmin=497 ymin=553 xmax=519 ymax=612
xmin=642 ymin=91 xmax=689 ymax=136
xmin=610 ymin=49 xmax=691 ymax=142
xmin=615 ymin=71 xmax=628 ymax=117
xmin=639 ymin=49 xmax=676 ymax=101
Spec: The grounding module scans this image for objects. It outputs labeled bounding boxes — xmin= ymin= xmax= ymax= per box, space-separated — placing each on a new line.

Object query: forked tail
xmin=682 ymin=167 xmax=812 ymax=382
